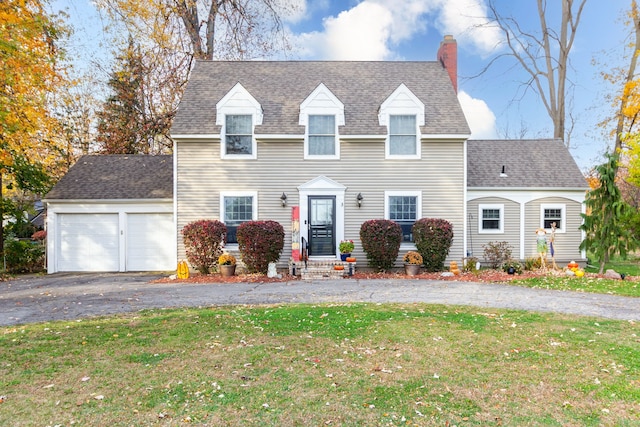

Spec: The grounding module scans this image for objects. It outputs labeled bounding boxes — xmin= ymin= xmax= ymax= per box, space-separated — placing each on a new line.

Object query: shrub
xmin=237 ymin=220 xmax=284 ymax=274
xmin=502 ymin=259 xmax=523 ymax=274
xmin=524 ymin=256 xmax=543 ymax=271
xmin=4 ymin=238 xmax=44 ymax=273
xmin=412 ymin=218 xmax=454 ymax=272
xmin=483 ymin=241 xmax=512 ymax=269
xmin=463 ymin=256 xmax=479 ymax=273
xmin=359 ymin=219 xmax=402 ymax=272
xmin=182 ymin=220 xmax=227 ymax=274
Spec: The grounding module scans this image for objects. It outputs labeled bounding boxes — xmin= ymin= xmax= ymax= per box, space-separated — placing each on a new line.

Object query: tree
xmin=95 ymin=39 xmax=173 ymax=154
xmin=580 ymin=153 xmax=637 ymax=273
xmin=91 ymin=0 xmax=297 ymax=155
xmin=486 ymin=0 xmax=587 ymax=146
xmin=0 ymin=0 xmax=69 ymax=254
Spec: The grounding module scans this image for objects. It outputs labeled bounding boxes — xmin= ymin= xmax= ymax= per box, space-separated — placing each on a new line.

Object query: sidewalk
xmin=1 ymin=273 xmax=638 ymax=326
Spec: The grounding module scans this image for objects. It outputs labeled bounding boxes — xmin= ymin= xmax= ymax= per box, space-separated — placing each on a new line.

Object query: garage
xmin=44 ymin=155 xmax=175 ymax=273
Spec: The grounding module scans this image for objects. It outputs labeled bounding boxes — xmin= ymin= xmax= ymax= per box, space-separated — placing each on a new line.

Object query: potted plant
xmin=403 ymin=251 xmax=423 ymax=276
xmin=218 ymin=253 xmax=237 ymax=277
xmin=339 ymin=239 xmax=355 ymax=261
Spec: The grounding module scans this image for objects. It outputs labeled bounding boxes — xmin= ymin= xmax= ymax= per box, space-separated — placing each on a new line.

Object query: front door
xmin=308 ymin=196 xmax=336 ymax=256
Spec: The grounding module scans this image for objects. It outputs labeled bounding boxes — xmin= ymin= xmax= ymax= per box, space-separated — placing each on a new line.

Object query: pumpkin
xmin=575 ymin=269 xmax=585 ymax=278
xmin=177 ymin=260 xmax=190 ymax=279
xmin=567 ymin=260 xmax=579 ymax=269
xmin=346 ymin=257 xmax=356 ymax=262
xmin=334 ymin=265 xmax=345 ymax=271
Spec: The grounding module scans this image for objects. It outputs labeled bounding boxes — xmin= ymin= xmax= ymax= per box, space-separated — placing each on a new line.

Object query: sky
xmin=51 ymin=0 xmax=633 ymax=171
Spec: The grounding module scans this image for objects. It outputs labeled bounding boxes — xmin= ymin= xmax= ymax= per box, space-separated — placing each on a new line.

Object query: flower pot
xmin=220 ymin=264 xmax=236 ymax=277
xmin=507 ymin=267 xmax=515 ymax=275
xmin=404 ymin=264 xmax=420 ymax=276
xmin=340 ymin=253 xmax=351 ymax=261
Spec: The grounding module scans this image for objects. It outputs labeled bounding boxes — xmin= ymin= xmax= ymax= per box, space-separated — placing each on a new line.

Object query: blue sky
xmin=52 ymin=0 xmax=632 ymax=170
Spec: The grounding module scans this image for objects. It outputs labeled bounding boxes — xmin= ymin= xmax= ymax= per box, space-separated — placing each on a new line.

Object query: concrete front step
xmin=289 ymin=260 xmax=356 ymax=280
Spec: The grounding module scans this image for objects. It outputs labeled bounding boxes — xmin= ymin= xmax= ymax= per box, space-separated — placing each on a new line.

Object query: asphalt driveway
xmin=1 ymin=273 xmax=639 ymax=326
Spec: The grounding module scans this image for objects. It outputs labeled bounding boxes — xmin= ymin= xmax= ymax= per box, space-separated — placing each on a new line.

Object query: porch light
xmin=280 ymin=192 xmax=287 ymax=207
xmin=357 ymin=193 xmax=363 ymax=207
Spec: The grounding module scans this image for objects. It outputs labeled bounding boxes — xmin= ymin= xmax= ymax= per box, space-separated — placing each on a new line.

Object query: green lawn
xmin=1 ymin=303 xmax=639 ymax=426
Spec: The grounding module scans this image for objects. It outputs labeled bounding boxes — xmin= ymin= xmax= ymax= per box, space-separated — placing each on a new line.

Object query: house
xmin=43 ymin=36 xmax=587 ymax=273
xmin=467 ymin=139 xmax=588 ymax=264
xmin=44 ymin=155 xmax=174 ymax=272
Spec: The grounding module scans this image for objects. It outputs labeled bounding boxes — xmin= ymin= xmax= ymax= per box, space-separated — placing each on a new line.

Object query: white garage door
xmin=126 ymin=213 xmax=174 ymax=271
xmin=57 ymin=213 xmax=119 ymax=272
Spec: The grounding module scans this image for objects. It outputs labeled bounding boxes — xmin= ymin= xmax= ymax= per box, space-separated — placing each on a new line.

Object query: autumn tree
xmin=580 ymin=153 xmax=638 ymax=273
xmin=95 ymin=39 xmax=173 ymax=154
xmin=0 ymin=0 xmax=69 ymax=251
xmin=486 ymin=0 xmax=587 ymax=146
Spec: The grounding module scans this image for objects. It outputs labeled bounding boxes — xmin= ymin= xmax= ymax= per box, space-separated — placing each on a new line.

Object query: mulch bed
xmin=152 ymin=268 xmax=589 ymax=284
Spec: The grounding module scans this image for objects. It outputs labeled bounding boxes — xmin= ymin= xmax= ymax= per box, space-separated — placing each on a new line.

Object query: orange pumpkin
xmin=567 ymin=261 xmax=579 ymax=269
xmin=346 ymin=257 xmax=356 ymax=262
xmin=334 ymin=265 xmax=345 ymax=271
xmin=177 ymin=260 xmax=190 ymax=279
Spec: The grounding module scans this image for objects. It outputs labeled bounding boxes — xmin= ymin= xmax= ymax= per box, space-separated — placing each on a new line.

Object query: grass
xmin=507 ymin=255 xmax=640 ymax=297
xmin=1 ymin=303 xmax=639 ymax=426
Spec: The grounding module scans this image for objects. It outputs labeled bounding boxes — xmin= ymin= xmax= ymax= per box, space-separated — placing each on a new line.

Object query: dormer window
xmin=216 ymin=83 xmax=262 ymax=159
xmin=300 ymin=83 xmax=344 ymax=159
xmin=379 ymin=84 xmax=424 ymax=159
xmin=308 ymin=115 xmax=336 ymax=156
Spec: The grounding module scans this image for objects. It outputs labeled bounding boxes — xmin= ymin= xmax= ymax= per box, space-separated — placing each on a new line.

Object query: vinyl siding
xmin=467 ymin=197 xmax=520 ymax=261
xmin=525 ymin=197 xmax=584 ymax=262
xmin=176 ymin=138 xmax=465 ymax=268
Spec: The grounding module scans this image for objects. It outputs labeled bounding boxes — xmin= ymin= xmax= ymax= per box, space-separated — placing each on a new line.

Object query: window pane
xmin=309 ymin=115 xmax=335 ymax=156
xmin=544 ymin=208 xmax=562 ymax=229
xmin=389 ymin=115 xmax=417 ymax=156
xmin=226 ymin=115 xmax=252 ymax=155
xmin=482 ymin=208 xmax=500 ymax=230
xmin=224 ymin=196 xmax=253 ymax=243
xmin=309 ymin=115 xmax=334 ymax=134
xmin=389 ymin=195 xmax=417 ymax=242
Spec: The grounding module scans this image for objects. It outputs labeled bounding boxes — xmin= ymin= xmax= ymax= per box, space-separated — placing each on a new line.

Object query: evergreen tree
xmin=580 ymin=153 xmax=638 ymax=273
xmin=95 ymin=38 xmax=172 ymax=154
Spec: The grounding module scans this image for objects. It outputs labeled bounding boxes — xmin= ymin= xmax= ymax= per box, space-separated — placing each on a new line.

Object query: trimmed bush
xmin=483 ymin=241 xmax=512 ymax=269
xmin=182 ymin=219 xmax=227 ymax=274
xmin=4 ymin=238 xmax=44 ymax=273
xmin=237 ymin=220 xmax=284 ymax=274
xmin=413 ymin=218 xmax=454 ymax=272
xmin=359 ymin=219 xmax=402 ymax=272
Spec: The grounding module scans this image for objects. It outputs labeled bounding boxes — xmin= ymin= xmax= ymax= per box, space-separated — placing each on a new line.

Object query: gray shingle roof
xmin=467 ymin=139 xmax=588 ymax=189
xmin=171 ymin=61 xmax=471 ymax=136
xmin=45 ymin=155 xmax=173 ymax=200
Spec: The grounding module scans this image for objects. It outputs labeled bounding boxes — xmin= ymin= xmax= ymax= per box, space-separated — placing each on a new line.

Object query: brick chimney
xmin=437 ymin=35 xmax=458 ymax=93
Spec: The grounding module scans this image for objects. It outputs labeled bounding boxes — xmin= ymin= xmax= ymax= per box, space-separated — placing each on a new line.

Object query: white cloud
xmin=292 ymin=0 xmax=502 ymax=60
xmin=457 ymin=91 xmax=497 ymax=139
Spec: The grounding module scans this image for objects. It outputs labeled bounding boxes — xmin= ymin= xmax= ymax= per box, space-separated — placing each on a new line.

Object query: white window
xmin=224 ymin=115 xmax=253 ymax=156
xmin=308 ymin=115 xmax=336 ymax=156
xmin=379 ymin=83 xmax=424 ymax=160
xmin=385 ymin=191 xmax=422 ymax=243
xmin=479 ymin=204 xmax=504 ymax=233
xmin=216 ymin=82 xmax=262 ymax=159
xmin=221 ymin=191 xmax=258 ymax=244
xmin=541 ymin=204 xmax=565 ymax=232
xmin=299 ymin=83 xmax=344 ymax=159
xmin=389 ymin=115 xmax=417 ymax=156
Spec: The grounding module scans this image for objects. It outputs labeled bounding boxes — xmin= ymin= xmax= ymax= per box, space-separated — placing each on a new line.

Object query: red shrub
xmin=182 ymin=220 xmax=227 ymax=274
xmin=359 ymin=219 xmax=402 ymax=272
xmin=237 ymin=220 xmax=284 ymax=273
xmin=413 ymin=218 xmax=454 ymax=272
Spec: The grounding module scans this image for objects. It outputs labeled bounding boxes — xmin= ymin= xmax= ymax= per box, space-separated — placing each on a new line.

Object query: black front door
xmin=308 ymin=196 xmax=336 ymax=256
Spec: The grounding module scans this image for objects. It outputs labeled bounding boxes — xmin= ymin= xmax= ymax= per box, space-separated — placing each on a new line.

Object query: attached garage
xmin=44 ymin=155 xmax=175 ymax=273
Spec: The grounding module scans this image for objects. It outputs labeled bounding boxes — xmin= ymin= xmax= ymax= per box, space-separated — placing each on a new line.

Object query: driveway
xmin=1 ymin=273 xmax=639 ymax=326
